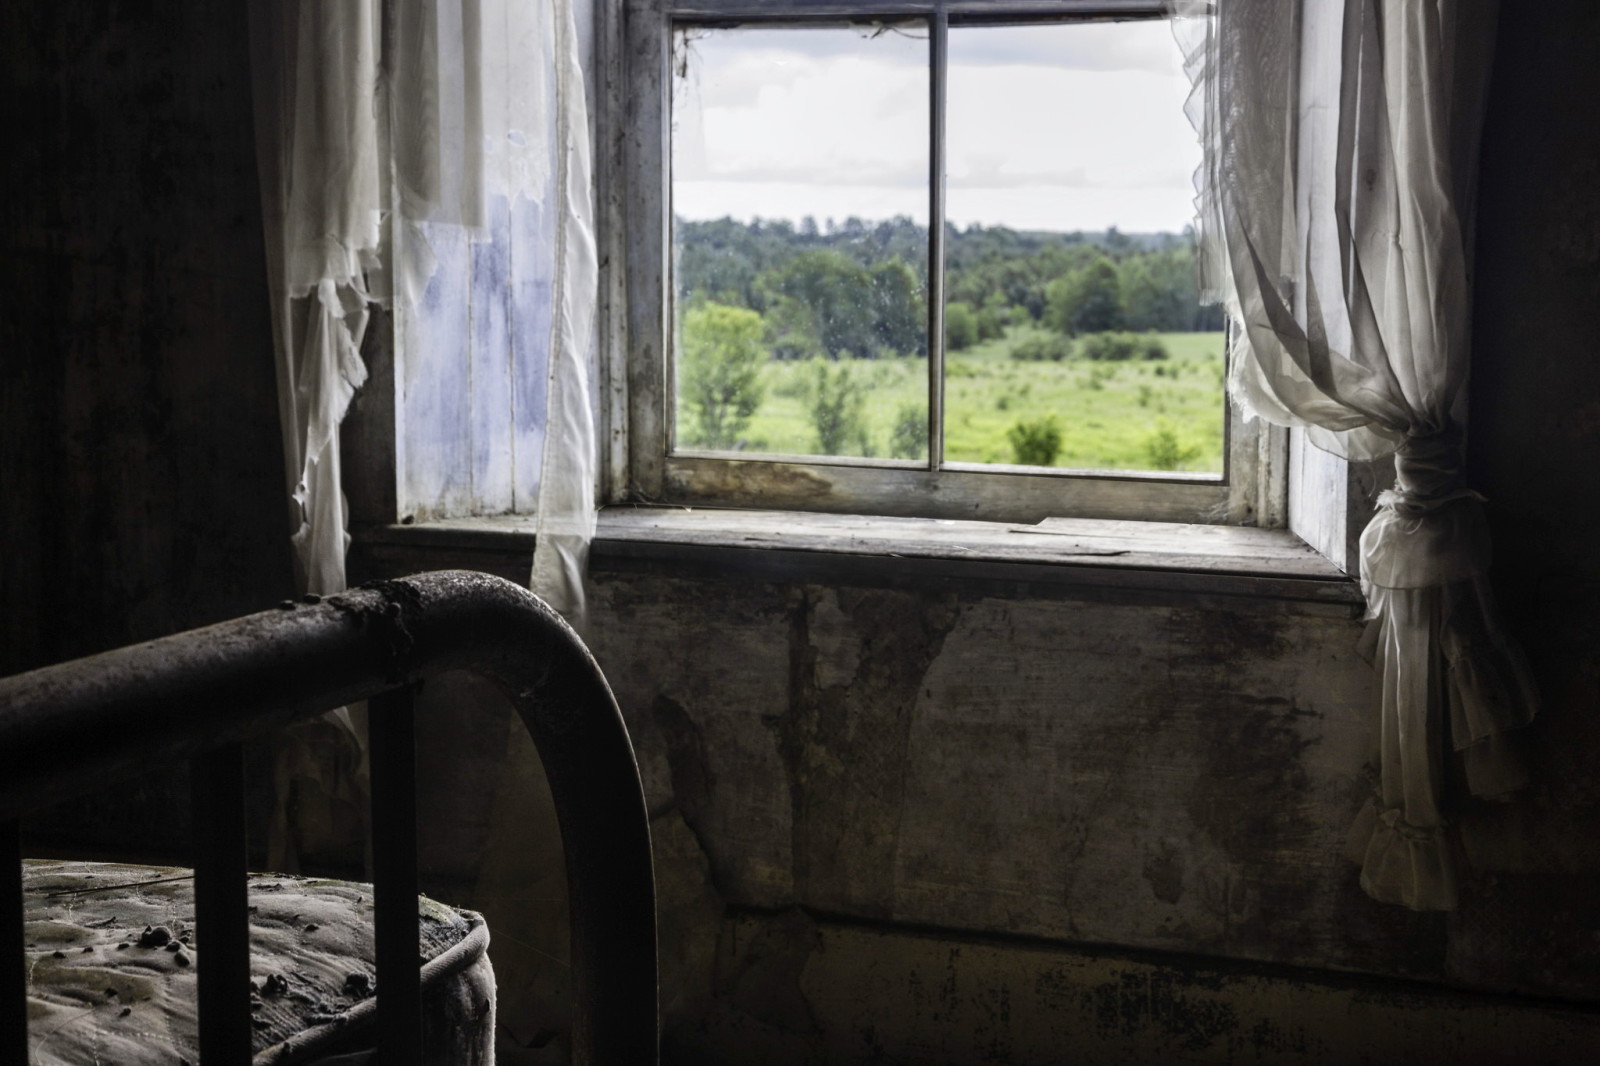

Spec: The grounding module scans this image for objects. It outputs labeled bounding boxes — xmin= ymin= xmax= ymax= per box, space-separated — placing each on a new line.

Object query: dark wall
xmin=1458 ymin=0 xmax=1600 ymax=996
xmin=1 ymin=2 xmax=290 ymax=675
xmin=1 ymin=2 xmax=291 ymax=855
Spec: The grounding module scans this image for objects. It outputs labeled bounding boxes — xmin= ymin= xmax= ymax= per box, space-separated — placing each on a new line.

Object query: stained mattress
xmin=21 ymin=860 xmax=495 ymax=1065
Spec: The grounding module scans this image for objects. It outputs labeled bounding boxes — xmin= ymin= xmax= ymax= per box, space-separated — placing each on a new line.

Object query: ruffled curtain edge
xmin=1168 ymin=0 xmax=1537 ymax=911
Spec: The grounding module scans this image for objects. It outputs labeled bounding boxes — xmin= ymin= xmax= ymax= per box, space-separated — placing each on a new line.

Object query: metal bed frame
xmin=0 ymin=570 xmax=658 ymax=1065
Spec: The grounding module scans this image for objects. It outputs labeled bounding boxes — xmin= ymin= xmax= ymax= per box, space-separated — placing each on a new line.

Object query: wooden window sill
xmin=357 ymin=506 xmax=1363 ymax=615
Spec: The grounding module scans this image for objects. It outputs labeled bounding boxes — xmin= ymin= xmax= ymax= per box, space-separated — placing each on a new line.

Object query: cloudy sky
xmin=671 ymin=18 xmax=1201 ymax=235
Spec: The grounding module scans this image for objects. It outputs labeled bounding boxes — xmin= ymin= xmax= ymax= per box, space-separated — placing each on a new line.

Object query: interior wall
xmin=2 ymin=1 xmax=291 ymax=854
xmin=1 ymin=0 xmax=289 ymax=669
xmin=1455 ymin=0 xmax=1600 ymax=999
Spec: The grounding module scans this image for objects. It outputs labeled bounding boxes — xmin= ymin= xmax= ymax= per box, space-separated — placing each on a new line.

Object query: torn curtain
xmin=249 ymin=0 xmax=599 ymax=869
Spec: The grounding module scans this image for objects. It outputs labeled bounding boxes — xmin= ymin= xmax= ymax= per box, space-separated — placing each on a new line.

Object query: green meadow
xmin=685 ymin=328 xmax=1226 ymax=474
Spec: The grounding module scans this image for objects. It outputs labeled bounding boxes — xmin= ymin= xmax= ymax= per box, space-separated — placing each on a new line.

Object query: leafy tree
xmin=672 ymin=216 xmax=1223 ymax=352
xmin=1046 ymin=255 xmax=1125 ymax=335
xmin=945 ymin=301 xmax=979 ymax=351
xmin=1126 ymin=240 xmax=1225 ymax=331
xmin=868 ymin=258 xmax=926 ymax=356
xmin=810 ymin=360 xmax=870 ymax=455
xmin=758 ymin=249 xmax=926 ymax=360
xmin=1124 ymin=248 xmax=1201 ymax=331
xmin=679 ymin=302 xmax=766 ymax=449
xmin=1007 ymin=415 xmax=1063 ymax=466
xmin=763 ymin=250 xmax=876 ymax=359
xmin=976 ymin=303 xmax=1004 ymax=343
xmin=763 ymin=295 xmax=823 ymax=361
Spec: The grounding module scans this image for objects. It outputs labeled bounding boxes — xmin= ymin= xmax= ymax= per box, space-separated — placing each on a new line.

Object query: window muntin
xmin=621 ymin=0 xmax=1272 ymax=525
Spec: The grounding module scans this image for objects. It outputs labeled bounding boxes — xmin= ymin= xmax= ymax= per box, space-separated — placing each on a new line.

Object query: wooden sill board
xmin=359 ymin=507 xmax=1362 ymax=611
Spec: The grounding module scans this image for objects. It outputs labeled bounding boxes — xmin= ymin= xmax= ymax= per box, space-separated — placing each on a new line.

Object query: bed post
xmin=3 ymin=820 xmax=23 ymax=1066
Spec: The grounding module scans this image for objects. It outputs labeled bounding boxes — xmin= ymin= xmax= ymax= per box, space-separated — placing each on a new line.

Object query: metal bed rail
xmin=0 ymin=570 xmax=658 ymax=1065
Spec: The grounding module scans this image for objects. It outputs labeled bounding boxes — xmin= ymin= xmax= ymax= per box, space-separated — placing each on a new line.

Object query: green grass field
xmin=679 ymin=328 xmax=1226 ymax=473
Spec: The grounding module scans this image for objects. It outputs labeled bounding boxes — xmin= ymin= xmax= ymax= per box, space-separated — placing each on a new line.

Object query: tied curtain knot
xmin=1362 ymin=425 xmax=1489 ymax=594
xmin=1377 ymin=805 xmax=1444 ymax=842
xmin=1383 ymin=425 xmax=1481 ymax=518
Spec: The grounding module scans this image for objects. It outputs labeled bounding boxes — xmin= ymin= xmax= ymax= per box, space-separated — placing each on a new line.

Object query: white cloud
xmin=672 ymin=18 xmax=1200 ymax=234
xmin=674 ymin=28 xmax=928 ymax=195
xmin=948 ymin=20 xmax=1182 ymax=73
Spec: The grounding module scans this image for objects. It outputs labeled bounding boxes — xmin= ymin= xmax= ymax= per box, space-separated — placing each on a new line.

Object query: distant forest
xmin=674 ymin=215 xmax=1225 ymax=360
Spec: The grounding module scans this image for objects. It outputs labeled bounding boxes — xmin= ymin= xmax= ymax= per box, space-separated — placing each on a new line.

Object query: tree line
xmin=675 ymin=214 xmax=1225 ymax=361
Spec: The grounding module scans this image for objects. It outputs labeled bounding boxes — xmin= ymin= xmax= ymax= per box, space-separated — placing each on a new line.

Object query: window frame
xmin=604 ymin=0 xmax=1284 ymax=526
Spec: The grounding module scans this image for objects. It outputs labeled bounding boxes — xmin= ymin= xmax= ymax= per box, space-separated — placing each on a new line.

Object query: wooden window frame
xmin=598 ymin=0 xmax=1286 ymax=527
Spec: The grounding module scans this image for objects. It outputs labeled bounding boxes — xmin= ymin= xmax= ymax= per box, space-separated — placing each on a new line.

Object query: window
xmin=610 ymin=0 xmax=1281 ymax=526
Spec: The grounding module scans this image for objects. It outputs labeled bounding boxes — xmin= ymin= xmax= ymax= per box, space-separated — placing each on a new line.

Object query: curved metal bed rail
xmin=0 ymin=570 xmax=657 ymax=1066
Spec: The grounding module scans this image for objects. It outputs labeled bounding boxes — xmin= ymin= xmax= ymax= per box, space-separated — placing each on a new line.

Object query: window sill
xmin=356 ymin=506 xmax=1363 ymax=615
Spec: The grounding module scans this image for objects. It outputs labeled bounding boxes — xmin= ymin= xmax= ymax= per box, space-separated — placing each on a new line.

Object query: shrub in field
xmin=1142 ymin=418 xmax=1202 ymax=470
xmin=1010 ymin=332 xmax=1074 ymax=362
xmin=1078 ymin=331 xmax=1170 ymax=362
xmin=890 ymin=403 xmax=927 ymax=459
xmin=1007 ymin=415 xmax=1063 ymax=466
xmin=1138 ymin=333 xmax=1170 ymax=361
xmin=1081 ymin=365 xmax=1115 ymax=390
xmin=811 ymin=360 xmax=871 ymax=455
xmin=680 ymin=301 xmax=766 ymax=448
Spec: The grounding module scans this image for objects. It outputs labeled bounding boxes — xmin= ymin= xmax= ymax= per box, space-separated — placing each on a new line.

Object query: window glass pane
xmin=671 ymin=23 xmax=930 ymax=460
xmin=944 ymin=20 xmax=1224 ymax=474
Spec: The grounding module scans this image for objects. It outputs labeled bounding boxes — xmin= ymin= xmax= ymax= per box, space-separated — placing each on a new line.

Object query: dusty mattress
xmin=21 ymin=859 xmax=495 ymax=1065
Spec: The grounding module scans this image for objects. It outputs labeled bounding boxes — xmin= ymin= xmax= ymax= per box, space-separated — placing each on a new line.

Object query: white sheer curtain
xmin=250 ymin=0 xmax=598 ymax=866
xmin=1173 ymin=0 xmax=1536 ymax=910
xmin=385 ymin=0 xmax=598 ymax=623
xmin=525 ymin=0 xmax=599 ymax=626
xmin=252 ymin=0 xmax=382 ymax=600
xmin=252 ymin=0 xmax=596 ymax=612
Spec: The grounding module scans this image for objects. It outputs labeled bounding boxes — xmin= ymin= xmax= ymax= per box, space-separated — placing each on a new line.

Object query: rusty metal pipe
xmin=0 ymin=569 xmax=658 ymax=1065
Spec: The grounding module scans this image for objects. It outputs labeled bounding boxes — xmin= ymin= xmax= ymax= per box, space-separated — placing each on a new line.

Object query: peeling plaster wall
xmin=575 ymin=570 xmax=1435 ymax=1059
xmin=586 ymin=575 xmax=1399 ymax=972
